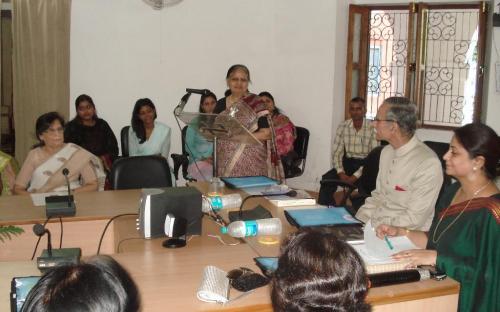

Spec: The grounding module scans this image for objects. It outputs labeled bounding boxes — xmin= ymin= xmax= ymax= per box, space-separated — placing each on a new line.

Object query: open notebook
xmin=349 ymin=221 xmax=417 ymax=274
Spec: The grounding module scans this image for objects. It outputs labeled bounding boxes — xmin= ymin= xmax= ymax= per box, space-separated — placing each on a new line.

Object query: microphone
xmin=33 ymin=223 xmax=52 ymax=257
xmin=174 ymin=92 xmax=192 ymax=116
xmin=33 ymin=222 xmax=82 ymax=271
xmin=45 ymin=168 xmax=76 ymax=217
xmin=185 ymin=88 xmax=210 ymax=95
xmin=227 ymin=189 xmax=298 ymax=222
xmin=369 ymin=268 xmax=430 ymax=287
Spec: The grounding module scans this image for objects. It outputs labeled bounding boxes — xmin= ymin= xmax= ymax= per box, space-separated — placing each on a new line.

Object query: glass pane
xmin=366 ymin=10 xmax=409 ymax=117
xmin=422 ymin=8 xmax=479 ymax=127
xmin=353 ymin=14 xmax=361 ymax=63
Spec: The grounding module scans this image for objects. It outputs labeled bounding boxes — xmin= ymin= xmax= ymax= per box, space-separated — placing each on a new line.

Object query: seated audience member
xmin=258 ymin=91 xmax=297 ymax=172
xmin=355 ymin=97 xmax=443 ymax=230
xmin=0 ymin=150 xmax=18 ymax=196
xmin=271 ymin=228 xmax=370 ymax=312
xmin=185 ymin=91 xmax=217 ymax=181
xmin=22 ymin=255 xmax=140 ymax=312
xmin=214 ymin=64 xmax=283 ymax=180
xmin=318 ymin=97 xmax=378 ymax=205
xmin=64 ymin=94 xmax=119 ymax=172
xmin=14 ymin=112 xmax=104 ymax=195
xmin=376 ymin=123 xmax=500 ymax=312
xmin=128 ymin=98 xmax=171 ymax=159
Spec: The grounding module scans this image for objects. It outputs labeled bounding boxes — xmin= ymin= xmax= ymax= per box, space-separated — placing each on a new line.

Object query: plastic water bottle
xmin=220 ymin=218 xmax=282 ymax=238
xmin=202 ymin=193 xmax=242 ymax=213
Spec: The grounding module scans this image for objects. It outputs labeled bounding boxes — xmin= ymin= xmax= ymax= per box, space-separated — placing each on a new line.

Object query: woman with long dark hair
xmin=128 ymin=98 xmax=171 ymax=159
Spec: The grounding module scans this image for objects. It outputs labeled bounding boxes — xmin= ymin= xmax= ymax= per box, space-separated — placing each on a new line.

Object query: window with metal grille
xmin=345 ymin=2 xmax=487 ymax=129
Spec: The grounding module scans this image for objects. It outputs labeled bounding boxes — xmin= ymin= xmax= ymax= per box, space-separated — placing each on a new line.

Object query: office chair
xmin=121 ymin=126 xmax=130 ymax=157
xmin=283 ymin=126 xmax=310 ymax=179
xmin=109 ymin=155 xmax=172 ymax=190
xmin=170 ymin=126 xmax=192 ymax=181
xmin=319 ymin=145 xmax=383 ymax=212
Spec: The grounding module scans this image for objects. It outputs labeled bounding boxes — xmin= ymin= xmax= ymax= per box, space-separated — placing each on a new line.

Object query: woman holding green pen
xmin=376 ymin=123 xmax=500 ymax=312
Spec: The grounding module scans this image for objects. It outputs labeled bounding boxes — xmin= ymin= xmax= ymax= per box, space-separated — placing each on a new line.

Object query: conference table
xmin=0 ymin=183 xmax=460 ymax=311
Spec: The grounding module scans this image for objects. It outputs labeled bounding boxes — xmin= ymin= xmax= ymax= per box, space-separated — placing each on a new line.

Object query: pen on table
xmin=384 ymin=235 xmax=394 ymax=250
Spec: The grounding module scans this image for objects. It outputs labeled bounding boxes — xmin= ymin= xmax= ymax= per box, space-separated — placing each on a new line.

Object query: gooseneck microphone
xmin=174 ymin=92 xmax=192 ymax=116
xmin=45 ymin=168 xmax=76 ymax=217
xmin=33 ymin=223 xmax=52 ymax=257
xmin=185 ymin=88 xmax=211 ymax=95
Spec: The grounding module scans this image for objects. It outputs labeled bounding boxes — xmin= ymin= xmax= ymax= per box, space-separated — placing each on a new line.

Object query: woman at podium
xmin=214 ymin=64 xmax=284 ymax=180
xmin=185 ymin=91 xmax=217 ymax=181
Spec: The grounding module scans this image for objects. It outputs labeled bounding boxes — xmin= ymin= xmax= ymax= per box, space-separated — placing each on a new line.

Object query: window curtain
xmin=12 ymin=0 xmax=71 ymax=163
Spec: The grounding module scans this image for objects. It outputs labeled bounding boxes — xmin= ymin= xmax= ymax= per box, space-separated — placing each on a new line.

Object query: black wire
xmin=30 ymin=216 xmax=52 ymax=260
xmin=96 ymin=213 xmax=138 ymax=255
xmin=59 ymin=217 xmax=63 ymax=248
xmin=116 ymin=237 xmax=143 ymax=253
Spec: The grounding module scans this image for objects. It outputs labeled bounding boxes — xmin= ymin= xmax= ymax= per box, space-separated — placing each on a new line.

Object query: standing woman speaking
xmin=214 ymin=64 xmax=283 ymax=181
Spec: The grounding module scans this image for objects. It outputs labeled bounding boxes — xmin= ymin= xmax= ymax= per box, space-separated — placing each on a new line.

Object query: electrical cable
xmin=96 ymin=213 xmax=138 ymax=255
xmin=59 ymin=217 xmax=63 ymax=248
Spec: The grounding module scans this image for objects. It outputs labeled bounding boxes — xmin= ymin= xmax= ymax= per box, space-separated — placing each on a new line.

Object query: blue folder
xmin=284 ymin=207 xmax=362 ymax=227
xmin=221 ymin=176 xmax=278 ymax=189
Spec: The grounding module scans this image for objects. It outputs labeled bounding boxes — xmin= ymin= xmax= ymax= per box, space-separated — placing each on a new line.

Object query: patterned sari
xmin=272 ymin=112 xmax=296 ymax=157
xmin=216 ymin=94 xmax=284 ymax=182
xmin=427 ymin=183 xmax=500 ymax=312
xmin=29 ymin=143 xmax=106 ymax=192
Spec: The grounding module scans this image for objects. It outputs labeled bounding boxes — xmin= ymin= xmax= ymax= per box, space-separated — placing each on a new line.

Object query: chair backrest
xmin=357 ymin=145 xmax=384 ymax=196
xmin=109 ymin=155 xmax=172 ymax=190
xmin=121 ymin=126 xmax=130 ymax=157
xmin=294 ymin=127 xmax=310 ymax=160
xmin=284 ymin=126 xmax=310 ymax=179
xmin=424 ymin=141 xmax=452 ymax=199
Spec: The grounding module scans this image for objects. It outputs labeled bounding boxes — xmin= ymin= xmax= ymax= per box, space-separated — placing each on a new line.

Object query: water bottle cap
xmin=220 ymin=227 xmax=228 ymax=234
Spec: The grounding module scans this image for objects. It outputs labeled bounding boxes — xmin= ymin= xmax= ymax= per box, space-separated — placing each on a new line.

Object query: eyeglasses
xmin=373 ymin=118 xmax=397 ymax=123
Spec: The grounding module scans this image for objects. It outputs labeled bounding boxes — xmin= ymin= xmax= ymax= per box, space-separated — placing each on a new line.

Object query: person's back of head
xmin=383 ymin=96 xmax=417 ymax=137
xmin=22 ymin=255 xmax=140 ymax=312
xmin=271 ymin=228 xmax=370 ymax=312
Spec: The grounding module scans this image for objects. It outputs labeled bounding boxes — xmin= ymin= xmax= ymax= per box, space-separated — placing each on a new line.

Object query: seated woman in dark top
xmin=64 ymin=94 xmax=118 ymax=172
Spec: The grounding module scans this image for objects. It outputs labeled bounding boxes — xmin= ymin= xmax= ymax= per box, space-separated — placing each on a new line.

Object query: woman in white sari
xmin=14 ymin=112 xmax=105 ymax=195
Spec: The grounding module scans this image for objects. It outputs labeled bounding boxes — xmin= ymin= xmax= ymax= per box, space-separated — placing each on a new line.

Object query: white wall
xmin=70 ymin=0 xmax=343 ymax=190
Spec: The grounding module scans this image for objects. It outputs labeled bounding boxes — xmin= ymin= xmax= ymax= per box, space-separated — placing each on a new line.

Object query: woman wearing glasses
xmin=214 ymin=64 xmax=283 ymax=180
xmin=14 ymin=112 xmax=105 ymax=194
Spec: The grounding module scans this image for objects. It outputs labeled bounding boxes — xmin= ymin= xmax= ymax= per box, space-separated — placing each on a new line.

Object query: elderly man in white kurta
xmin=355 ymin=97 xmax=443 ymax=231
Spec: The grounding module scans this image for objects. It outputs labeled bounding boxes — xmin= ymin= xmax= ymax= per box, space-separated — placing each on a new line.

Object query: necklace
xmin=431 ymin=181 xmax=490 ymax=244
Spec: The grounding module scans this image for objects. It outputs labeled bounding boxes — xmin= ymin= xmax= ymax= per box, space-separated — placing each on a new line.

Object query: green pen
xmin=384 ymin=235 xmax=394 ymax=250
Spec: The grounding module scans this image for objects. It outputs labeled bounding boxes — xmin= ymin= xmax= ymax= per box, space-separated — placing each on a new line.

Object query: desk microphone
xmin=227 ymin=190 xmax=297 ymax=222
xmin=45 ymin=168 xmax=76 ymax=217
xmin=32 ymin=223 xmax=81 ymax=272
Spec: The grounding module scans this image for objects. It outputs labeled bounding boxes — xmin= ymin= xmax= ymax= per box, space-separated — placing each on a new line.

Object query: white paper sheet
xmin=363 ymin=220 xmax=419 ymax=259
